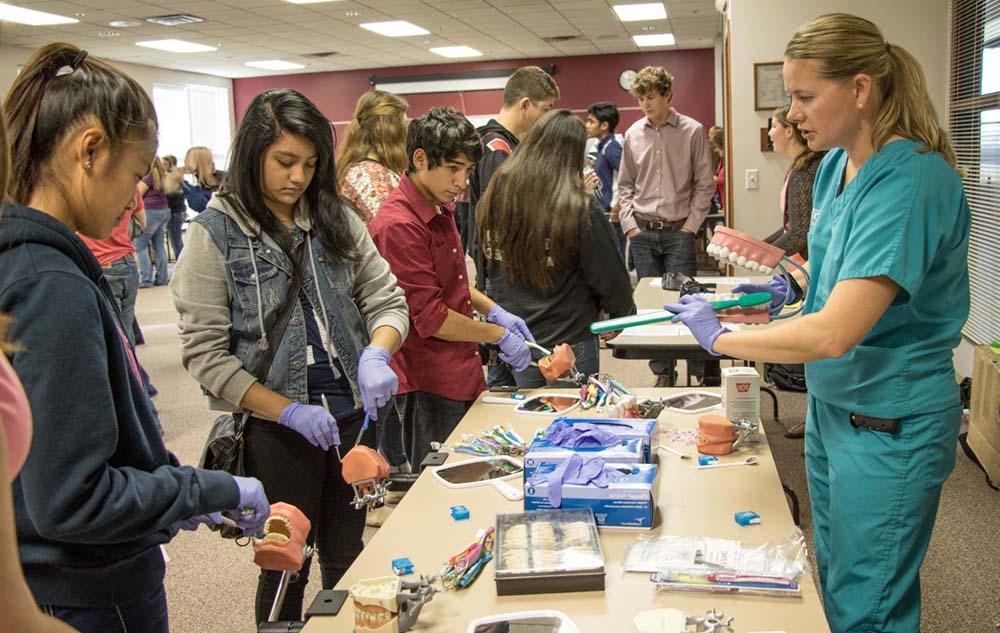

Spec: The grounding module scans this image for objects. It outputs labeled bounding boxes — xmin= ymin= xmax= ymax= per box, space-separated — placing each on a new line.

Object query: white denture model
xmin=707 ymin=227 xmax=786 ymax=275
xmin=349 ymin=575 xmax=436 ymax=632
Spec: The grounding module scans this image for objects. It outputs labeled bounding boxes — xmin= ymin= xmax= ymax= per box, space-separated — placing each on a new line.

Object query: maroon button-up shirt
xmin=369 ymin=174 xmax=485 ymax=401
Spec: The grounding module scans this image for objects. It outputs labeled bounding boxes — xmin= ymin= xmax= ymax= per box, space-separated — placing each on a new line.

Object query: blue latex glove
xmin=732 ymin=275 xmax=797 ymax=312
xmin=230 ymin=475 xmax=270 ymax=536
xmin=278 ymin=402 xmax=340 ymax=451
xmin=487 ymin=304 xmax=535 ymax=343
xmin=663 ymin=295 xmax=730 ymax=357
xmin=179 ymin=512 xmax=222 ymax=531
xmin=357 ymin=345 xmax=398 ymax=418
xmin=544 ymin=422 xmax=621 ymax=448
xmin=496 ymin=329 xmax=531 ymax=372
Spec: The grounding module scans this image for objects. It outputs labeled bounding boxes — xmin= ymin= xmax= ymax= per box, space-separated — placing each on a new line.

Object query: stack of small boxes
xmin=522 ymin=417 xmax=659 ymax=529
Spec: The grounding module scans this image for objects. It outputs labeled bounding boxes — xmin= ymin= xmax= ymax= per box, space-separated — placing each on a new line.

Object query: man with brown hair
xmin=467 ymin=65 xmax=559 ymax=387
xmin=619 ymin=65 xmax=715 ymax=386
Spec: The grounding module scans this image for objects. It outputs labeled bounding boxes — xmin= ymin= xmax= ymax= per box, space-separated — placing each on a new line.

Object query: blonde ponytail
xmin=785 ymin=13 xmax=956 ymax=168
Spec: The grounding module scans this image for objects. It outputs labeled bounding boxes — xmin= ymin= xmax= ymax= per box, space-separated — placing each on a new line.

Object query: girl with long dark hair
xmin=477 ymin=109 xmax=634 ymax=387
xmin=171 ymin=88 xmax=408 ymax=624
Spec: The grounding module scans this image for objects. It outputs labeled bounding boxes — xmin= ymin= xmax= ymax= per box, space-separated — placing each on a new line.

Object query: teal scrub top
xmin=804 ymin=139 xmax=971 ymax=419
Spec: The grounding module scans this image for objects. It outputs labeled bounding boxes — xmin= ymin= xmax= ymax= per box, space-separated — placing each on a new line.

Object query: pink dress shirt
xmin=618 ymin=108 xmax=715 ymax=235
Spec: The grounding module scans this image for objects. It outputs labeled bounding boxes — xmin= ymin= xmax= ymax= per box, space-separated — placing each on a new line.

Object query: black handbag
xmin=199 ymin=242 xmax=306 ymax=476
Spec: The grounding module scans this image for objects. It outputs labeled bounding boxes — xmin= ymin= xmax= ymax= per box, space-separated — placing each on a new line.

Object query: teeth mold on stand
xmin=342 ymin=445 xmax=392 ymax=510
xmin=252 ymin=502 xmax=311 ymax=572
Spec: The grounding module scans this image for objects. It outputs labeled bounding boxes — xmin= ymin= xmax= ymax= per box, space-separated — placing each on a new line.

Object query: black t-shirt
xmin=299 ymin=291 xmax=357 ymax=418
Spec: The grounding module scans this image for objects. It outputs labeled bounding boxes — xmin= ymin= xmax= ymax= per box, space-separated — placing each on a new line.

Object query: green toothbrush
xmin=589 ymin=292 xmax=772 ymax=334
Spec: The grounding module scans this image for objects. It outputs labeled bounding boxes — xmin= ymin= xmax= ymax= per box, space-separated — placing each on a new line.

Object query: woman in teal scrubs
xmin=668 ymin=13 xmax=970 ymax=633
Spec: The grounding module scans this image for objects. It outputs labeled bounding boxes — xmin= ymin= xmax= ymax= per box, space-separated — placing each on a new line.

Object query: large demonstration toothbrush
xmin=589 ymin=292 xmax=772 ymax=334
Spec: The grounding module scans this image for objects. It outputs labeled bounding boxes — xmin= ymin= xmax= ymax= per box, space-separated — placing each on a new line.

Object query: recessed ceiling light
xmin=109 ymin=19 xmax=142 ymax=28
xmin=360 ymin=20 xmax=429 ymax=37
xmin=430 ymin=46 xmax=482 ymax=58
xmin=98 ymin=31 xmax=121 ymax=38
xmin=135 ymin=39 xmax=217 ymax=53
xmin=0 ymin=3 xmax=78 ymax=26
xmin=633 ymin=33 xmax=675 ymax=47
xmin=246 ymin=60 xmax=306 ymax=70
xmin=613 ymin=3 xmax=667 ymax=22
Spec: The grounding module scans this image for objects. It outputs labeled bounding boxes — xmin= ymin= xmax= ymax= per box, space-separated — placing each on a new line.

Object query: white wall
xmin=0 ymin=46 xmax=235 ymax=145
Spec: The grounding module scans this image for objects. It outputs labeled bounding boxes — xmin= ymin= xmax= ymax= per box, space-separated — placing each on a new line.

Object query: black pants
xmin=244 ymin=411 xmax=370 ymax=624
xmin=394 ymin=391 xmax=473 ymax=468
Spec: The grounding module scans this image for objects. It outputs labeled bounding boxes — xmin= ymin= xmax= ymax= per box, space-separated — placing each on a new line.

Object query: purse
xmin=199 ymin=242 xmax=306 ymax=476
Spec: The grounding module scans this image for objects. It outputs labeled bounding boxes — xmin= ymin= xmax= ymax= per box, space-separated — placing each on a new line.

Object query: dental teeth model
xmin=349 ymin=575 xmax=436 ymax=633
xmin=706 ymin=227 xmax=786 ymax=275
xmin=342 ymin=445 xmax=392 ymax=510
xmin=252 ymin=502 xmax=311 ymax=572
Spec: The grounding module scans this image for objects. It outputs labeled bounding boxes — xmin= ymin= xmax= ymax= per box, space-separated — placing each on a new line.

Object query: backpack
xmin=766 ymin=363 xmax=807 ymax=392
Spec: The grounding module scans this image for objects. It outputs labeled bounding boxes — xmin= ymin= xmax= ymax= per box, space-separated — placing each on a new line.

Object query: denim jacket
xmin=170 ymin=195 xmax=409 ymax=412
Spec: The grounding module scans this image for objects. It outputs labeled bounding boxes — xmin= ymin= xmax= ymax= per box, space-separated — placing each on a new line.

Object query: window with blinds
xmin=951 ymin=0 xmax=999 ymax=344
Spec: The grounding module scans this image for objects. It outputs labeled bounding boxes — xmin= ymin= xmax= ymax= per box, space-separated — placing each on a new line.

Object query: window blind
xmin=950 ymin=0 xmax=1000 ymax=344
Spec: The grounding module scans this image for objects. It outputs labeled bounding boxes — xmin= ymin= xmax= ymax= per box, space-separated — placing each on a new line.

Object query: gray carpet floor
xmin=132 ymin=284 xmax=1000 ymax=633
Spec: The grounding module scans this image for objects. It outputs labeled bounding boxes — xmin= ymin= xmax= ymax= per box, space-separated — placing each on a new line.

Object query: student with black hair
xmin=0 ymin=43 xmax=269 ymax=633
xmin=585 ymin=101 xmax=624 ymax=254
xmin=479 ymin=109 xmax=634 ymax=387
xmin=171 ymin=88 xmax=409 ymax=624
xmin=369 ymin=107 xmax=533 ymax=468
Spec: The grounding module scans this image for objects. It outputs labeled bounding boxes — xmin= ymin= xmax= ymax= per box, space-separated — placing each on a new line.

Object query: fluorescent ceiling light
xmin=613 ymin=3 xmax=667 ymax=22
xmin=246 ymin=60 xmax=305 ymax=70
xmin=0 ymin=3 xmax=78 ymax=26
xmin=135 ymin=39 xmax=217 ymax=53
xmin=633 ymin=33 xmax=675 ymax=47
xmin=430 ymin=46 xmax=482 ymax=58
xmin=360 ymin=20 xmax=429 ymax=37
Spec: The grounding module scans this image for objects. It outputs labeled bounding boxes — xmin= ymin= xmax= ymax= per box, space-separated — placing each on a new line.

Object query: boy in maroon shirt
xmin=369 ymin=108 xmax=533 ymax=467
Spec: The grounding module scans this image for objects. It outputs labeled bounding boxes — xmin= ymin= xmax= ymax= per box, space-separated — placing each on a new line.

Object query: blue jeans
xmin=41 ymin=585 xmax=168 ymax=633
xmin=631 ymin=227 xmax=698 ymax=379
xmin=514 ymin=337 xmax=600 ymax=389
xmin=167 ymin=211 xmax=184 ymax=257
xmin=102 ymin=255 xmax=138 ymax=346
xmin=376 ymin=402 xmax=409 ymax=468
xmin=134 ymin=207 xmax=169 ymax=286
xmin=395 ymin=391 xmax=474 ymax=469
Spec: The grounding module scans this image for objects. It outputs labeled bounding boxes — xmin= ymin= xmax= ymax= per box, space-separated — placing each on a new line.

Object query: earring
xmin=857 ymin=102 xmax=863 ymax=110
xmin=84 ymin=160 xmax=92 ymax=169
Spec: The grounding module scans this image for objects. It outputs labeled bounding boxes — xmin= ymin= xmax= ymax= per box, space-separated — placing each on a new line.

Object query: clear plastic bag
xmin=624 ymin=529 xmax=810 ymax=597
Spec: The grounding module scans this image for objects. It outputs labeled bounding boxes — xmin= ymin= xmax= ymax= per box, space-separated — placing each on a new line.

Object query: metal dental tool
xmin=320 ymin=393 xmax=343 ymax=462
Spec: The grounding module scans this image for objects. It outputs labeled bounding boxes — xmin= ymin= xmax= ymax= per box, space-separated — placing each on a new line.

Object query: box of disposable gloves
xmin=550 ymin=417 xmax=659 ymax=462
xmin=524 ymin=456 xmax=658 ymax=529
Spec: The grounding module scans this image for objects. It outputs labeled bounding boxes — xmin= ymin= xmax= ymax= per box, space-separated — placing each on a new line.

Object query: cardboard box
xmin=524 ymin=462 xmax=658 ymax=529
xmin=523 ymin=437 xmax=644 ymax=478
xmin=722 ymin=366 xmax=761 ymax=423
xmin=551 ymin=417 xmax=659 ymax=462
xmin=968 ymin=345 xmax=1000 ymax=484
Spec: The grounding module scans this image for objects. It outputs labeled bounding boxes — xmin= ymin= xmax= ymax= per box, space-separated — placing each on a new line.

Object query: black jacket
xmin=0 ymin=202 xmax=238 ymax=607
xmin=470 ymin=119 xmax=520 ymax=288
xmin=485 ymin=200 xmax=636 ymax=347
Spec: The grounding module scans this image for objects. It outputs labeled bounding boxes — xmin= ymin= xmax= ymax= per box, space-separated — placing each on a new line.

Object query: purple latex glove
xmin=544 ymin=422 xmax=621 ymax=448
xmin=230 ymin=475 xmax=269 ymax=536
xmin=357 ymin=345 xmax=398 ymax=418
xmin=663 ymin=295 xmax=730 ymax=357
xmin=487 ymin=304 xmax=535 ymax=343
xmin=732 ymin=275 xmax=797 ymax=311
xmin=496 ymin=329 xmax=531 ymax=372
xmin=527 ymin=454 xmax=609 ymax=507
xmin=179 ymin=512 xmax=223 ymax=531
xmin=278 ymin=402 xmax=340 ymax=451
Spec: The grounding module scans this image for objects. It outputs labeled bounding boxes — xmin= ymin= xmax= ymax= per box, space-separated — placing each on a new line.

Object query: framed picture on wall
xmin=754 ymin=62 xmax=787 ymax=111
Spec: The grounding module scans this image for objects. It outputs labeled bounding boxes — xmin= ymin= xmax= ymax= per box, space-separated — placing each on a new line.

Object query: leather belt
xmin=635 ymin=216 xmax=687 ymax=231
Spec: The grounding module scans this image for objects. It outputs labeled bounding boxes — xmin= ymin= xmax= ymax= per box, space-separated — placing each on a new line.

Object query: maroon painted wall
xmin=232 ymin=49 xmax=714 ymax=141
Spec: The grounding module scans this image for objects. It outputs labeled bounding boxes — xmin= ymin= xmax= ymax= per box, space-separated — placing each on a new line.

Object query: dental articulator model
xmin=251 ymin=503 xmax=316 ymax=631
xmin=591 ymin=227 xmax=811 ymax=335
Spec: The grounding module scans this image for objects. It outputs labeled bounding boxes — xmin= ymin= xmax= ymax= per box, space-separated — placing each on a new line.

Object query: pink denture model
xmin=697 ymin=414 xmax=738 ymax=456
xmin=693 ymin=293 xmax=771 ymax=325
xmin=253 ymin=502 xmax=311 ymax=572
xmin=342 ymin=445 xmax=391 ymax=509
xmin=707 ymin=227 xmax=786 ymax=274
